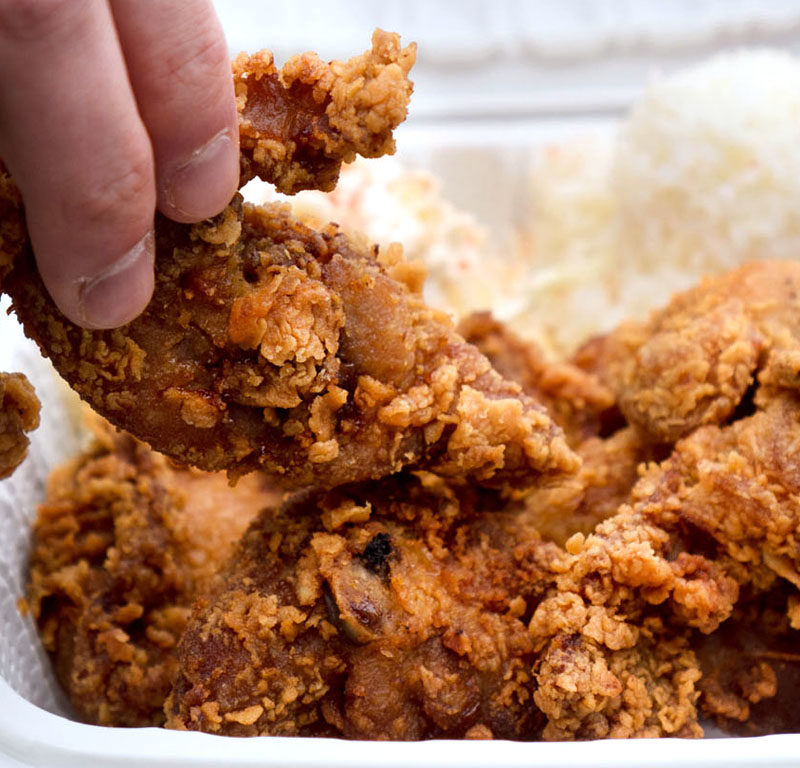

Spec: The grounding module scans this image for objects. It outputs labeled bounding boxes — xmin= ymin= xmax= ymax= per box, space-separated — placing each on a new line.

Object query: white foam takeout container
xmin=4 ymin=0 xmax=800 ymax=759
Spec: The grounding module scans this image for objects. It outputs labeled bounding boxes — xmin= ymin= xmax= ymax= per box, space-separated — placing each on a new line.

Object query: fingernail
xmin=161 ymin=129 xmax=239 ymax=222
xmin=76 ymin=231 xmax=155 ymax=329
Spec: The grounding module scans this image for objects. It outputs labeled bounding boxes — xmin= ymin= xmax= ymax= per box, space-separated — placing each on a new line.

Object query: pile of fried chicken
xmin=2 ymin=31 xmax=800 ymax=741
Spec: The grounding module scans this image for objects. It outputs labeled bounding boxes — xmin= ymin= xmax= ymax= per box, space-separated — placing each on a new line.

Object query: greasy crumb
xmin=0 ymin=371 xmax=40 ymax=479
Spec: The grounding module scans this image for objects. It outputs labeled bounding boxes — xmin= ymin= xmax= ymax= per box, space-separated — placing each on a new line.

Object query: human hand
xmin=0 ymin=0 xmax=239 ymax=328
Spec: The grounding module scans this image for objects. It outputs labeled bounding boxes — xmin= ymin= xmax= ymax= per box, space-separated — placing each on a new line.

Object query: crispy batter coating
xmin=635 ymin=393 xmax=800 ymax=591
xmin=574 ymin=261 xmax=800 ymax=443
xmin=25 ymin=254 xmax=800 ymax=740
xmin=236 ymin=29 xmax=416 ymax=194
xmin=458 ymin=313 xmax=652 ymax=546
xmin=534 ymin=621 xmax=701 ymax=740
xmin=26 ymin=422 xmax=277 ymax=726
xmin=0 ymin=371 xmax=40 ymax=479
xmin=164 ymin=474 xmax=564 ymax=740
xmin=530 ymin=264 xmax=800 ymax=741
xmin=4 ymin=197 xmax=576 ymax=489
xmin=528 ymin=498 xmax=732 ymax=740
xmin=523 ymin=428 xmax=651 ymax=547
xmin=458 ymin=311 xmax=616 ymax=446
xmin=528 ymin=394 xmax=800 ymax=740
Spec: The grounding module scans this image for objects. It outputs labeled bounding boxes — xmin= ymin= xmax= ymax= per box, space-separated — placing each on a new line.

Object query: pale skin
xmin=0 ymin=0 xmax=239 ymax=329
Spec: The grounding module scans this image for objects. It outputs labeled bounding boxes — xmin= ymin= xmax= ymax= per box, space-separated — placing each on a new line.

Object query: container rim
xmin=1 ymin=678 xmax=799 ymax=768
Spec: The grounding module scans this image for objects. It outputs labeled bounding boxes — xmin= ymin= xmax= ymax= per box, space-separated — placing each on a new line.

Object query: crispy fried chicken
xmin=236 ymin=30 xmax=416 ymax=194
xmin=574 ymin=261 xmax=800 ymax=444
xmin=165 ymin=473 xmax=563 ymax=740
xmin=4 ymin=199 xmax=576 ymax=489
xmin=26 ymin=420 xmax=277 ymax=726
xmin=530 ymin=288 xmax=800 ymax=740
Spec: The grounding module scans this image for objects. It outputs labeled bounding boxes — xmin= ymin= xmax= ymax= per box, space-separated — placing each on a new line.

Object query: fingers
xmin=111 ymin=0 xmax=239 ymax=223
xmin=0 ymin=0 xmax=156 ymax=328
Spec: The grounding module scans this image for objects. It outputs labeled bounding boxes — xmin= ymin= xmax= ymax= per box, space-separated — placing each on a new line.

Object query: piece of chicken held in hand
xmin=236 ymin=29 xmax=416 ymax=194
xmin=4 ymin=198 xmax=577 ymax=490
xmin=0 ymin=31 xmax=576 ymax=491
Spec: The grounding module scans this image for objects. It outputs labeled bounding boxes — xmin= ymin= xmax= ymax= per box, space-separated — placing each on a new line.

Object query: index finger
xmin=0 ymin=0 xmax=156 ymax=328
xmin=111 ymin=0 xmax=239 ymax=223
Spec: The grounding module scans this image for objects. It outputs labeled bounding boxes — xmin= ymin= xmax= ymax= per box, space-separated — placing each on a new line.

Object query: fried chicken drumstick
xmin=0 ymin=32 xmax=576 ymax=490
xmin=165 ymin=473 xmax=563 ymax=740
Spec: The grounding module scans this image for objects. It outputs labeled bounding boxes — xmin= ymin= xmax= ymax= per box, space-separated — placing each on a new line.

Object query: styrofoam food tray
xmin=1 ymin=123 xmax=800 ymax=766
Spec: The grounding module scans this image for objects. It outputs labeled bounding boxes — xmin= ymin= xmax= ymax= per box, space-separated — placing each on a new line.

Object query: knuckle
xmin=159 ymin=28 xmax=229 ymax=91
xmin=0 ymin=0 xmax=85 ymax=43
xmin=67 ymin=154 xmax=154 ymax=229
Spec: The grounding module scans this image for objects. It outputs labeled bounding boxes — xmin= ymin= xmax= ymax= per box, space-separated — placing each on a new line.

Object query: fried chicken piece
xmin=165 ymin=473 xmax=564 ymax=740
xmin=458 ymin=311 xmax=616 ymax=445
xmin=26 ymin=421 xmax=277 ymax=726
xmin=529 ymin=385 xmax=800 ymax=740
xmin=459 ymin=312 xmax=653 ymax=545
xmin=534 ymin=620 xmax=701 ymax=740
xmin=697 ymin=584 xmax=800 ymax=736
xmin=3 ymin=194 xmax=577 ymax=489
xmin=0 ymin=33 xmax=575 ymax=490
xmin=236 ymin=29 xmax=416 ymax=194
xmin=528 ymin=497 xmax=734 ymax=740
xmin=527 ymin=441 xmax=754 ymax=741
xmin=636 ymin=392 xmax=800 ymax=591
xmin=574 ymin=261 xmax=800 ymax=443
xmin=0 ymin=371 xmax=40 ymax=479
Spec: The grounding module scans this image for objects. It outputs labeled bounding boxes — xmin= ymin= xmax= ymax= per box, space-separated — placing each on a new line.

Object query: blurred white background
xmin=214 ymin=0 xmax=800 ymax=222
xmin=214 ymin=0 xmax=800 ymax=121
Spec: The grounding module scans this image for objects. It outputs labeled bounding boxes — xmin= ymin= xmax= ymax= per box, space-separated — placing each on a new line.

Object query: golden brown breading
xmin=458 ymin=311 xmax=616 ymax=446
xmin=26 ymin=422 xmax=277 ymax=726
xmin=528 ymin=490 xmax=741 ymax=739
xmin=0 ymin=371 xmax=40 ymax=479
xmin=236 ymin=30 xmax=416 ymax=194
xmin=573 ymin=261 xmax=800 ymax=443
xmin=528 ymin=388 xmax=800 ymax=740
xmin=523 ymin=428 xmax=650 ymax=546
xmin=534 ymin=622 xmax=701 ymax=740
xmin=164 ymin=474 xmax=564 ymax=740
xmin=634 ymin=392 xmax=800 ymax=592
xmin=459 ymin=312 xmax=650 ymax=546
xmin=4 ymin=197 xmax=577 ymax=489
